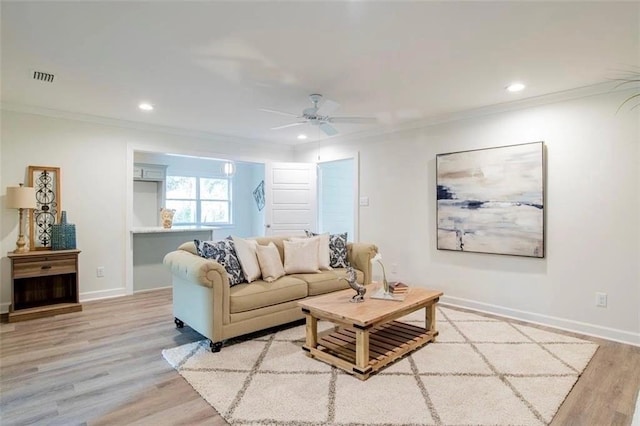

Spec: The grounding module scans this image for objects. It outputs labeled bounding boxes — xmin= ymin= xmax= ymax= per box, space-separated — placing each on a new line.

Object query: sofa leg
xmin=210 ymin=341 xmax=223 ymax=353
xmin=174 ymin=317 xmax=184 ymax=328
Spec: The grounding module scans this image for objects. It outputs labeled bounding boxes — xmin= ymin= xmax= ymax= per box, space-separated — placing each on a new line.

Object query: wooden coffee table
xmin=298 ymin=284 xmax=443 ymax=380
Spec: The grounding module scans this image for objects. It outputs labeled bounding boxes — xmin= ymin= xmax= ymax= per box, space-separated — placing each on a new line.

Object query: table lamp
xmin=6 ymin=183 xmax=37 ymax=253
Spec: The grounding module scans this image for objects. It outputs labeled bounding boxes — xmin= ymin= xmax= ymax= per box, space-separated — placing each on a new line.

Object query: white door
xmin=264 ymin=162 xmax=317 ymax=236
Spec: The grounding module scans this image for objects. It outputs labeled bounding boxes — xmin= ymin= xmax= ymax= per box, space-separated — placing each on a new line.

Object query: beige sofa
xmin=163 ymin=236 xmax=378 ymax=352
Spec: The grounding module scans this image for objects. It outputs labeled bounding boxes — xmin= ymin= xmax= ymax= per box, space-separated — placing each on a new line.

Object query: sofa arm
xmin=347 ymin=243 xmax=379 ymax=285
xmin=163 ymin=250 xmax=228 ymax=289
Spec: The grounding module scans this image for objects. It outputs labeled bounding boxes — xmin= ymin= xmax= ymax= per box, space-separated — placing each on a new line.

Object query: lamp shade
xmin=6 ymin=186 xmax=37 ymax=209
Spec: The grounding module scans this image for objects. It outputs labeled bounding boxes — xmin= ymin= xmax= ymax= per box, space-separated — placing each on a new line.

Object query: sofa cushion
xmin=229 ymin=276 xmax=308 ymax=314
xmin=328 ymin=233 xmax=349 ymax=268
xmin=256 ymin=242 xmax=286 ymax=282
xmin=194 ymin=238 xmax=245 ymax=286
xmin=292 ymin=268 xmax=365 ymax=296
xmin=232 ymin=236 xmax=261 ymax=283
xmin=290 ymin=234 xmax=331 ymax=270
xmin=283 ymin=238 xmax=320 ymax=274
xmin=306 ymin=231 xmax=349 ymax=268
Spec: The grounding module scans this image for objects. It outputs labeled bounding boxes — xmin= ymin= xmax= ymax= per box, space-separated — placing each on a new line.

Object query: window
xmin=166 ymin=175 xmax=231 ymax=226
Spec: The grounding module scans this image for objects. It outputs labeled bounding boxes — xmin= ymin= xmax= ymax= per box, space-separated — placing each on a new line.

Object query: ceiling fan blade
xmin=328 ymin=116 xmax=378 ymax=124
xmin=260 ymin=108 xmax=300 ymax=118
xmin=317 ymin=98 xmax=340 ymax=116
xmin=271 ymin=122 xmax=306 ymax=130
xmin=318 ymin=122 xmax=339 ymax=136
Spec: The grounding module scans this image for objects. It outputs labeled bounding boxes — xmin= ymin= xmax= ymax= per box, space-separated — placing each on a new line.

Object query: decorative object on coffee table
xmin=370 ymin=253 xmax=405 ymax=301
xmin=28 ymin=165 xmax=61 ymax=250
xmin=341 ymin=266 xmax=365 ymax=303
xmin=6 ymin=183 xmax=37 ymax=253
xmin=51 ymin=210 xmax=76 ymax=250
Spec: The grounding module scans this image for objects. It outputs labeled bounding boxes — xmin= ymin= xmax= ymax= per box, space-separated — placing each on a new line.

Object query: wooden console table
xmin=7 ymin=249 xmax=82 ymax=322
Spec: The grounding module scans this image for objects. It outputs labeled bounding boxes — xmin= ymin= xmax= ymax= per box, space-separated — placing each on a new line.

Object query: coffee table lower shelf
xmin=303 ymin=320 xmax=438 ymax=380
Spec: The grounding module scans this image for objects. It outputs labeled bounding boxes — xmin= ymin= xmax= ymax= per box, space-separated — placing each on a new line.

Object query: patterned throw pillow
xmin=194 ymin=238 xmax=246 ymax=286
xmin=305 ymin=230 xmax=349 ymax=268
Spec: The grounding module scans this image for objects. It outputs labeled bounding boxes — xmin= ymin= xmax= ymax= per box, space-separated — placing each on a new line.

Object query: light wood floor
xmin=1 ymin=288 xmax=638 ymax=425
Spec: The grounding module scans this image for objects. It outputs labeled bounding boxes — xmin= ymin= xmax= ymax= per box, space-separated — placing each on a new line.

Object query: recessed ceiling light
xmin=297 ymin=134 xmax=308 ymax=140
xmin=138 ymin=102 xmax=154 ymax=111
xmin=506 ymin=83 xmax=525 ymax=92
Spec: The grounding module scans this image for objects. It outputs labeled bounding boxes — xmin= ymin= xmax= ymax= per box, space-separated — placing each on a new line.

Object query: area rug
xmin=162 ymin=306 xmax=598 ymax=425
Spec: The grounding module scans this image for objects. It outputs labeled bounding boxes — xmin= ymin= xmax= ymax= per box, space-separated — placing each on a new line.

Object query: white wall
xmin=295 ymin=89 xmax=640 ymax=345
xmin=0 ymin=110 xmax=293 ymax=310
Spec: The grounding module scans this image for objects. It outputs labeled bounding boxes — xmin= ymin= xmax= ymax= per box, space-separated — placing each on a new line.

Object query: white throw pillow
xmin=256 ymin=242 xmax=285 ymax=283
xmin=284 ymin=238 xmax=320 ymax=274
xmin=290 ymin=234 xmax=331 ymax=270
xmin=232 ymin=236 xmax=261 ymax=283
xmin=316 ymin=233 xmax=331 ymax=270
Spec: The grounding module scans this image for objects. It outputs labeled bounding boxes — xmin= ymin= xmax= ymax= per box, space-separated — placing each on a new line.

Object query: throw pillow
xmin=290 ymin=234 xmax=331 ymax=270
xmin=194 ymin=238 xmax=246 ymax=286
xmin=231 ymin=236 xmax=261 ymax=283
xmin=305 ymin=230 xmax=349 ymax=268
xmin=283 ymin=238 xmax=320 ymax=274
xmin=256 ymin=242 xmax=285 ymax=283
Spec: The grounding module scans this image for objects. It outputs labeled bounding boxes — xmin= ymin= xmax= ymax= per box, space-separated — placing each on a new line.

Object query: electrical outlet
xmin=596 ymin=292 xmax=607 ymax=308
xmin=96 ymin=266 xmax=105 ymax=278
xmin=391 ymin=263 xmax=398 ymax=274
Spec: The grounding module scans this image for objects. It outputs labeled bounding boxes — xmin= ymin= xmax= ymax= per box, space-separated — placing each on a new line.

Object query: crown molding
xmin=298 ymin=80 xmax=634 ymax=150
xmin=3 ymin=79 xmax=634 ymax=154
xmin=0 ymin=102 xmax=293 ymax=151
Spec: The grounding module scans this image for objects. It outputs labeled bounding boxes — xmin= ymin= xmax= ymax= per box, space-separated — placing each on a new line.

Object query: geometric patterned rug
xmin=162 ymin=306 xmax=598 ymax=426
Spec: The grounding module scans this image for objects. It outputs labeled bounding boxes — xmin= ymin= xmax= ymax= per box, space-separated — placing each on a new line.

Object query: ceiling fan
xmin=260 ymin=94 xmax=377 ymax=136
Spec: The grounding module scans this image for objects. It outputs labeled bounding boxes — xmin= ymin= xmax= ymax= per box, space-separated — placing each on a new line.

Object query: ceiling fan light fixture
xmin=262 ymin=93 xmax=376 ymax=137
xmin=506 ymin=82 xmax=525 ymax=92
xmin=138 ymin=102 xmax=154 ymax=111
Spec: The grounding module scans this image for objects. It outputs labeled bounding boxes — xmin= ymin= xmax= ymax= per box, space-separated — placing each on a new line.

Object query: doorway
xmin=317 ymin=158 xmax=356 ymax=241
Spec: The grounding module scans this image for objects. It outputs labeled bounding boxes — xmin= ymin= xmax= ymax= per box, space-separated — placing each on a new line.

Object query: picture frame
xmin=28 ymin=166 xmax=61 ymax=250
xmin=436 ymin=142 xmax=545 ymax=258
xmin=253 ymin=180 xmax=265 ymax=211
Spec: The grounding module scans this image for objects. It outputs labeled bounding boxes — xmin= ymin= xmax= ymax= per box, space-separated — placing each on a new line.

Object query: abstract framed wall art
xmin=253 ymin=180 xmax=265 ymax=211
xmin=436 ymin=142 xmax=544 ymax=258
xmin=28 ymin=166 xmax=61 ymax=250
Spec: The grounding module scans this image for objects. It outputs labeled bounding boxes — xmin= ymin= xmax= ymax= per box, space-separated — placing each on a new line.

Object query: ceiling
xmin=1 ymin=2 xmax=638 ymax=146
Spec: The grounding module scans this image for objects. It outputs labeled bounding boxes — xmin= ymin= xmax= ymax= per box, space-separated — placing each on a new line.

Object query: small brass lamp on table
xmin=6 ymin=183 xmax=37 ymax=253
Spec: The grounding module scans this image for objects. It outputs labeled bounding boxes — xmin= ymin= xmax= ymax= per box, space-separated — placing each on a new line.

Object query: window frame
xmin=165 ymin=173 xmax=233 ymax=227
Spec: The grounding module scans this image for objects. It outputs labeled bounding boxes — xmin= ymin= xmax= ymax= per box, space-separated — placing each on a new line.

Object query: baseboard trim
xmin=440 ymin=295 xmax=640 ymax=347
xmin=79 ymin=288 xmax=128 ymax=303
xmin=134 ymin=286 xmax=172 ymax=294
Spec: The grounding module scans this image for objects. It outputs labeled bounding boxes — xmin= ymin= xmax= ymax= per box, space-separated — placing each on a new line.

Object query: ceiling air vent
xmin=32 ymin=70 xmax=54 ymax=83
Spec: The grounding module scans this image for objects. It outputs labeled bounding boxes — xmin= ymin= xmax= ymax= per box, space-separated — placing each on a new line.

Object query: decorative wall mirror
xmin=28 ymin=165 xmax=61 ymax=250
